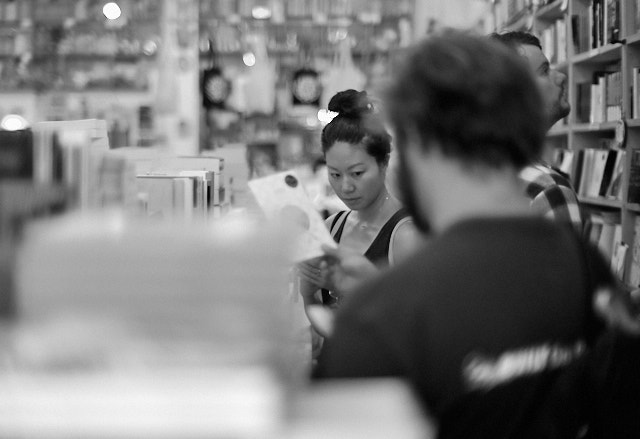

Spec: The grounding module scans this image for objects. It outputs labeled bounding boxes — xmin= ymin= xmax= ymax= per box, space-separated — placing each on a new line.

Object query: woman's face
xmin=325 ymin=141 xmax=386 ymax=211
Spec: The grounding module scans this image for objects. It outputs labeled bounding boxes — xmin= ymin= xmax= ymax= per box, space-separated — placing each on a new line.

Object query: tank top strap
xmin=330 ymin=210 xmax=351 ymax=243
xmin=364 ymin=208 xmax=410 ymax=267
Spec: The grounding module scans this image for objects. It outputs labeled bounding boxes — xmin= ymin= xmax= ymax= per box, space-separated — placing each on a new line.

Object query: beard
xmin=397 ymin=149 xmax=431 ymax=234
xmin=548 ymin=94 xmax=571 ymax=127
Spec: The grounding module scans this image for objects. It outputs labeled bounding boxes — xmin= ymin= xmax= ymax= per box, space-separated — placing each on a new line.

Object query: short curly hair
xmin=385 ymin=31 xmax=545 ymax=170
xmin=489 ymin=31 xmax=543 ymax=51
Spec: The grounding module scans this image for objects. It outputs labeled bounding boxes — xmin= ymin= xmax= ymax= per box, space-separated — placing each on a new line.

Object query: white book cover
xmin=248 ymin=170 xmax=337 ymax=262
xmin=587 ymin=149 xmax=610 ymax=197
xmin=634 ymin=67 xmax=640 ymax=119
xmin=610 ymin=241 xmax=628 ymax=280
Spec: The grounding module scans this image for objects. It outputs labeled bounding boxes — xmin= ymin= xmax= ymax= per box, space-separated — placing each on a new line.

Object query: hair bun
xmin=327 ymin=89 xmax=372 ymax=118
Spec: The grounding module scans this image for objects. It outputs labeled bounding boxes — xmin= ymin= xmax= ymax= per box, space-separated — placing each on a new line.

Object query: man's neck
xmin=412 ymin=154 xmax=531 ymax=234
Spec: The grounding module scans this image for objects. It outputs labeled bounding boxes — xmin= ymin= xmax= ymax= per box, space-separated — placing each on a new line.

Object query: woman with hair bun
xmin=297 ymin=89 xmax=421 ymax=340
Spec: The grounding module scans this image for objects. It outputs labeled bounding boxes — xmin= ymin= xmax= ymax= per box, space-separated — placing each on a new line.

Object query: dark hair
xmin=321 ymin=89 xmax=392 ymax=166
xmin=489 ymin=31 xmax=542 ymax=51
xmin=385 ymin=31 xmax=545 ymax=170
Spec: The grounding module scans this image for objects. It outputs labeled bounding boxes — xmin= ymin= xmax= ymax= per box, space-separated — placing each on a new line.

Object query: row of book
xmin=574 ymin=147 xmax=625 ymax=200
xmin=586 ymin=210 xmax=627 ymax=280
xmin=631 ymin=67 xmax=640 ymax=119
xmin=539 ymin=18 xmax=568 ymax=66
xmin=575 ymin=67 xmax=622 ymax=124
xmin=627 ymin=149 xmax=640 ymax=204
xmin=571 ymin=0 xmax=621 ymax=54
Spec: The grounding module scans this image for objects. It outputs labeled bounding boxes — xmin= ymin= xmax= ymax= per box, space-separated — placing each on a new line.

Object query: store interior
xmin=1 ymin=0 xmax=613 ymax=437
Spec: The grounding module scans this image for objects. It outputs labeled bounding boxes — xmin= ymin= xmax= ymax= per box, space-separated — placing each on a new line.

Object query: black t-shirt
xmin=314 ymin=217 xmax=614 ymax=438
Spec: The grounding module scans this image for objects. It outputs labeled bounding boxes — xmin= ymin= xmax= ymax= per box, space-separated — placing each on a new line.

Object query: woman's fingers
xmin=297 ymin=261 xmax=325 ymax=285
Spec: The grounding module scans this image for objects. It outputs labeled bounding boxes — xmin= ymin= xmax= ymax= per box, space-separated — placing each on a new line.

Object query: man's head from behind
xmin=385 ymin=31 xmax=546 ymax=231
xmin=491 ymin=31 xmax=570 ymax=127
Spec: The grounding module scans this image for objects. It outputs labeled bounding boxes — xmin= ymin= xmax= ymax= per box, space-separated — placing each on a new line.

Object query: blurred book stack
xmin=1 ymin=211 xmax=298 ymax=438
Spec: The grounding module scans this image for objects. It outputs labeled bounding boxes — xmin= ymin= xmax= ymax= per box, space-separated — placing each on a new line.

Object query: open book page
xmin=248 ymin=170 xmax=337 ymax=262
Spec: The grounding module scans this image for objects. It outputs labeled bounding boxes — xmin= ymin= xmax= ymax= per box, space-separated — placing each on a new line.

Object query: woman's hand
xmin=321 ymin=244 xmax=379 ymax=298
xmin=297 ymin=257 xmax=326 ymax=287
xmin=296 ymin=257 xmax=331 ymax=306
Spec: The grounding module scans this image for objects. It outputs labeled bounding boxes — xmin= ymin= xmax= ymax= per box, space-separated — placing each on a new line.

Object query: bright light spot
xmin=243 ymin=52 xmax=256 ymax=67
xmin=1 ymin=114 xmax=29 ymax=131
xmin=142 ymin=40 xmax=157 ymax=56
xmin=251 ymin=6 xmax=271 ymax=20
xmin=103 ymin=2 xmax=122 ymax=20
xmin=317 ymin=109 xmax=338 ymax=125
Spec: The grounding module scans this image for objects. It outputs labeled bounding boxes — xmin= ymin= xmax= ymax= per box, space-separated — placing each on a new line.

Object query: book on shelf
xmin=590 ymin=73 xmax=605 ymax=123
xmin=571 ymin=0 xmax=620 ymax=52
xmin=571 ymin=11 xmax=591 ymax=54
xmin=586 ymin=210 xmax=621 ymax=261
xmin=172 ymin=177 xmax=195 ymax=222
xmin=535 ymin=18 xmax=568 ymax=65
xmin=597 ymin=148 xmax=620 ymax=197
xmin=576 ymin=81 xmax=592 ymax=124
xmin=550 ymin=148 xmax=575 ymax=179
xmin=579 ymin=67 xmax=621 ymax=124
xmin=541 ymin=23 xmax=558 ymax=65
xmin=605 ymin=0 xmax=621 ymax=44
xmin=559 ymin=150 xmax=575 ymax=178
xmin=575 ymin=147 xmax=623 ymax=199
xmin=587 ymin=148 xmax=609 ymax=197
xmin=627 ymin=150 xmax=640 ymax=204
xmin=604 ymin=150 xmax=625 ymax=200
xmin=633 ymin=67 xmax=640 ymax=119
xmin=604 ymin=70 xmax=622 ymax=121
xmin=556 ymin=18 xmax=567 ymax=64
xmin=610 ymin=241 xmax=628 ymax=281
xmin=628 ymin=216 xmax=640 ymax=287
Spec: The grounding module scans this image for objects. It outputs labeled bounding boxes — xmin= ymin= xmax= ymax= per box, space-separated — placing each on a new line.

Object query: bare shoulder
xmin=390 ymin=217 xmax=424 ymax=265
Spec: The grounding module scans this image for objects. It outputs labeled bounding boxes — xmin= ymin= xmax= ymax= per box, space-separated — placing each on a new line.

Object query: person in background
xmin=297 ymin=89 xmax=421 ymax=337
xmin=314 ymin=31 xmax=638 ymax=438
xmin=491 ymin=31 xmax=584 ymax=233
xmin=246 ymin=141 xmax=278 ymax=180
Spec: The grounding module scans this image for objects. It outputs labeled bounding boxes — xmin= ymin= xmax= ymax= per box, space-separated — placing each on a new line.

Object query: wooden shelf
xmin=627 ymin=32 xmax=640 ymax=46
xmin=572 ymin=121 xmax=618 ymax=133
xmin=547 ymin=125 xmax=570 ymax=136
xmin=626 ymin=203 xmax=640 ymax=213
xmin=571 ymin=43 xmax=622 ymax=65
xmin=578 ymin=196 xmax=622 ymax=209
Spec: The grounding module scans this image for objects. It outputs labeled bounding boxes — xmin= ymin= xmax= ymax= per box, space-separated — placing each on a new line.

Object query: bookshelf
xmin=494 ymin=0 xmax=640 ymax=286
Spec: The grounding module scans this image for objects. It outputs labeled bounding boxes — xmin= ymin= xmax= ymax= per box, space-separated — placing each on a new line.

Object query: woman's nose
xmin=341 ymin=178 xmax=355 ymax=193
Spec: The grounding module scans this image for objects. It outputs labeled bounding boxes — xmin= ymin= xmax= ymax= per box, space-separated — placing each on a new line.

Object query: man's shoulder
xmin=520 ymin=163 xmax=576 ymax=198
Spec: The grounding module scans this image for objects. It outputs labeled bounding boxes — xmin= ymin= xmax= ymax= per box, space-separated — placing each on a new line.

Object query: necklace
xmin=357 ymin=195 xmax=390 ymax=230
